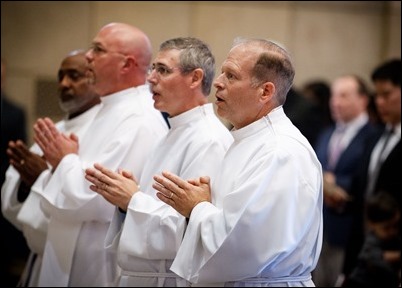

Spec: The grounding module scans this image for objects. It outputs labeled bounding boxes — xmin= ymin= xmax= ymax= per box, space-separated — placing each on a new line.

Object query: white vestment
xmin=37 ymin=85 xmax=168 ymax=287
xmin=1 ymin=104 xmax=101 ymax=287
xmin=105 ymin=103 xmax=233 ymax=286
xmin=170 ymin=106 xmax=323 ymax=287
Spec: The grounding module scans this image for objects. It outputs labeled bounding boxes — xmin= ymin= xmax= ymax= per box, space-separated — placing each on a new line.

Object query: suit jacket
xmin=0 ymin=94 xmax=28 ymax=285
xmin=315 ymin=122 xmax=381 ymax=246
xmin=343 ymin=127 xmax=401 ymax=275
xmin=1 ymin=95 xmax=27 ymax=185
xmin=369 ymin=141 xmax=401 ymax=204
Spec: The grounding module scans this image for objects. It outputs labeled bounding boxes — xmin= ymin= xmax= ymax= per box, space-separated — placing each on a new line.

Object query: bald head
xmin=86 ymin=23 xmax=152 ymax=95
xmin=231 ymin=38 xmax=295 ymax=105
xmin=98 ymin=22 xmax=152 ymax=71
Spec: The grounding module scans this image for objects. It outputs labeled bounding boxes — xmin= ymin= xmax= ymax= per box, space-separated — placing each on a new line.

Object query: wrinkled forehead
xmin=154 ymin=49 xmax=181 ymax=64
xmin=94 ymin=26 xmax=125 ymax=51
xmin=224 ymin=44 xmax=260 ymax=71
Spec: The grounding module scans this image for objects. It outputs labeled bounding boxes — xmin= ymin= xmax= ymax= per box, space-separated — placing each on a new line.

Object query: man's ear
xmin=122 ymin=56 xmax=137 ymax=71
xmin=190 ymin=68 xmax=204 ymax=89
xmin=260 ymin=81 xmax=275 ymax=104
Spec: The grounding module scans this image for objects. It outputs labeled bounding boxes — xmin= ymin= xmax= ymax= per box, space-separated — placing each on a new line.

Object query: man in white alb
xmin=1 ymin=49 xmax=101 ymax=287
xmin=33 ymin=23 xmax=168 ymax=286
xmin=85 ymin=37 xmax=233 ymax=286
xmin=154 ymin=38 xmax=323 ymax=286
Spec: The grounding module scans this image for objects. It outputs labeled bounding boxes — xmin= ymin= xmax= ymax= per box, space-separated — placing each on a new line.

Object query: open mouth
xmin=151 ymin=89 xmax=161 ymax=97
xmin=216 ymin=95 xmax=224 ymax=102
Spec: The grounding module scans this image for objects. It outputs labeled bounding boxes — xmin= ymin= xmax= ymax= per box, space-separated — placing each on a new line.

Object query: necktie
xmin=328 ymin=126 xmax=346 ymax=170
xmin=366 ymin=127 xmax=394 ymax=197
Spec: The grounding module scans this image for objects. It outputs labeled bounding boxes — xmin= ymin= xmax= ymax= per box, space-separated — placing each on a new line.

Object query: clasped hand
xmin=85 ymin=163 xmax=140 ymax=212
xmin=153 ymin=171 xmax=211 ymax=218
xmin=33 ymin=117 xmax=79 ymax=170
xmin=7 ymin=140 xmax=48 ymax=187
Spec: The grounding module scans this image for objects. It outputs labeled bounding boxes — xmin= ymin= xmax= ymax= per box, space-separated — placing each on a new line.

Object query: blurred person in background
xmin=301 ymin=80 xmax=334 ymax=145
xmin=313 ymin=74 xmax=380 ymax=287
xmin=342 ymin=59 xmax=401 ymax=284
xmin=283 ymin=87 xmax=321 ymax=146
xmin=342 ymin=191 xmax=400 ymax=287
xmin=1 ymin=57 xmax=29 ymax=286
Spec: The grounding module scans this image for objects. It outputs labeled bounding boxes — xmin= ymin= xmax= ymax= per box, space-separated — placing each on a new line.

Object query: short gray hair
xmin=160 ymin=37 xmax=215 ymax=96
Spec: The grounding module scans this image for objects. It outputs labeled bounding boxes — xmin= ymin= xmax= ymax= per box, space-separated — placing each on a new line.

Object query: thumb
xmin=70 ymin=133 xmax=79 ymax=143
xmin=200 ymin=176 xmax=210 ymax=185
xmin=121 ymin=169 xmax=134 ymax=180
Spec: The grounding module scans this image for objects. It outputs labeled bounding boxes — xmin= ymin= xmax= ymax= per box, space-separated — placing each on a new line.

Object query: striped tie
xmin=366 ymin=127 xmax=394 ymax=197
xmin=328 ymin=126 xmax=346 ymax=170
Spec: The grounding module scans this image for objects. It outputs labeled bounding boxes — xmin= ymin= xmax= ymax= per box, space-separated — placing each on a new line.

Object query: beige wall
xmin=1 ymin=1 xmax=401 ymax=144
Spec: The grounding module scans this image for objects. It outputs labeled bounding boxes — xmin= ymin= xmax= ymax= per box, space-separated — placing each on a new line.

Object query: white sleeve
xmin=171 ymin=150 xmax=322 ymax=283
xmin=1 ymin=166 xmax=24 ymax=230
xmin=1 ymin=143 xmax=45 ymax=230
xmin=119 ymin=140 xmax=227 ymax=260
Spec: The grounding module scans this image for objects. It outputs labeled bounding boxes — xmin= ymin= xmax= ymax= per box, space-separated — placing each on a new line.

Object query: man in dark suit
xmin=313 ymin=74 xmax=380 ymax=287
xmin=342 ymin=59 xmax=401 ymax=282
xmin=1 ymin=58 xmax=29 ymax=286
xmin=1 ymin=59 xmax=27 ymax=186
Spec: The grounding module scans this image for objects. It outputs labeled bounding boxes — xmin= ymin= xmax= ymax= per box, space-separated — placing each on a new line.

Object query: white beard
xmin=58 ymin=98 xmax=88 ymax=114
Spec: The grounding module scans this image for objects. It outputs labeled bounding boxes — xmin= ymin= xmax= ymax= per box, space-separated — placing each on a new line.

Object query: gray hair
xmin=67 ymin=49 xmax=86 ymax=57
xmin=160 ymin=37 xmax=215 ymax=96
xmin=233 ymin=37 xmax=295 ymax=105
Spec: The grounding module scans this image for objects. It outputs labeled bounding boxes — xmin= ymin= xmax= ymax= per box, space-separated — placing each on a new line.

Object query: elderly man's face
xmin=213 ymin=44 xmax=263 ymax=130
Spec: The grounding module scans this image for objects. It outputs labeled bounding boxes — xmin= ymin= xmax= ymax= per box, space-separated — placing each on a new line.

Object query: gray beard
xmin=58 ymin=98 xmax=82 ymax=114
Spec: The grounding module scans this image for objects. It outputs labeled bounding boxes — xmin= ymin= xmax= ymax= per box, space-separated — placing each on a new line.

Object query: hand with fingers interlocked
xmin=33 ymin=117 xmax=79 ymax=170
xmin=7 ymin=140 xmax=48 ymax=187
xmin=85 ymin=163 xmax=140 ymax=212
xmin=153 ymin=171 xmax=211 ymax=218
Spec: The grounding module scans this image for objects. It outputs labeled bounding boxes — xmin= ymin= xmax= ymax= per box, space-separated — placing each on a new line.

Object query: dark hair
xmin=302 ymin=81 xmax=330 ymax=104
xmin=371 ymin=59 xmax=401 ymax=87
xmin=365 ymin=192 xmax=399 ymax=223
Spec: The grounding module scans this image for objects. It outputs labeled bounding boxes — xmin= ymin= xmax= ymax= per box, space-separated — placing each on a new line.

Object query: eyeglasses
xmin=148 ymin=63 xmax=181 ymax=77
xmin=89 ymin=43 xmax=126 ymax=57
